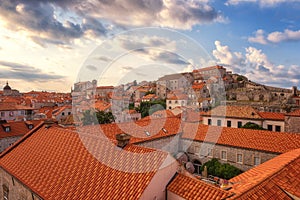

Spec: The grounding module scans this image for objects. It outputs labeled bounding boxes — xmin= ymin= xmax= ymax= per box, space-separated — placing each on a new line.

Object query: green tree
xmin=242 ymin=122 xmax=265 ymax=130
xmin=136 ymin=99 xmax=166 ymax=118
xmin=82 ymin=110 xmax=115 ymax=125
xmin=96 ymin=111 xmax=115 ymax=124
xmin=201 ymin=158 xmax=241 ymax=179
xmin=82 ymin=110 xmax=98 ymax=125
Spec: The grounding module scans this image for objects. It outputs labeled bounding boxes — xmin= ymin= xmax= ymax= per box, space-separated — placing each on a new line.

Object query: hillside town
xmin=1 ymin=65 xmax=300 ymax=199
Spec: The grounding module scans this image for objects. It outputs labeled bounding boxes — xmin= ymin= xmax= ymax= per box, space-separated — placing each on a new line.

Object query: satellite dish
xmin=185 ymin=162 xmax=195 ymax=174
xmin=176 ymin=152 xmax=188 ymax=164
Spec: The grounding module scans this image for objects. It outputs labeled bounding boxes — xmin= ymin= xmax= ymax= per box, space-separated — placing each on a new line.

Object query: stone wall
xmin=0 ymin=136 xmax=22 ymax=153
xmin=0 ymin=168 xmax=41 ymax=200
xmin=135 ymin=134 xmax=181 ymax=155
xmin=285 ymin=116 xmax=300 ymax=133
xmin=180 ymin=139 xmax=278 ymax=172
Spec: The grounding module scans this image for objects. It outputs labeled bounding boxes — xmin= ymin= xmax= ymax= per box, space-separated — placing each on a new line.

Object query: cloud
xmin=248 ymin=29 xmax=300 ymax=44
xmin=225 ymin=0 xmax=300 ymax=7
xmin=86 ymin=65 xmax=97 ymax=71
xmin=248 ymin=29 xmax=268 ymax=44
xmin=0 ymin=60 xmax=65 ymax=81
xmin=0 ymin=0 xmax=224 ymax=46
xmin=0 ymin=0 xmax=108 ymax=46
xmin=94 ymin=56 xmax=113 ymax=62
xmin=212 ymin=41 xmax=300 ymax=87
xmin=212 ymin=41 xmax=244 ymax=72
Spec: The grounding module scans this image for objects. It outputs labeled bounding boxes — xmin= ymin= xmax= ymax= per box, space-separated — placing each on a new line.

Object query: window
xmin=227 ymin=120 xmax=231 ymax=127
xmin=175 ymin=100 xmax=178 ymax=104
xmin=208 ymin=119 xmax=212 ymax=125
xmin=207 ymin=148 xmax=213 ymax=157
xmin=28 ymin=125 xmax=33 ymax=129
xmin=254 ymin=156 xmax=260 ymax=166
xmin=62 ymin=112 xmax=65 ymax=116
xmin=194 ymin=146 xmax=200 ymax=155
xmin=275 ymin=126 xmax=281 ymax=132
xmin=68 ymin=112 xmax=71 ymax=115
xmin=3 ymin=184 xmax=9 ymax=200
xmin=237 ymin=153 xmax=243 ymax=164
xmin=5 ymin=127 xmax=10 ymax=132
xmin=217 ymin=120 xmax=221 ymax=126
xmin=237 ymin=121 xmax=242 ymax=128
xmin=168 ymin=100 xmax=171 ymax=103
xmin=267 ymin=125 xmax=272 ymax=131
xmin=221 ymin=151 xmax=227 ymax=160
xmin=0 ymin=112 xmax=4 ymax=117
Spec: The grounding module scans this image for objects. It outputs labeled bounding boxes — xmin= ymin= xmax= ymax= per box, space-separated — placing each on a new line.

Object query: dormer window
xmin=25 ymin=121 xmax=34 ymax=130
xmin=2 ymin=124 xmax=11 ymax=132
xmin=5 ymin=127 xmax=10 ymax=132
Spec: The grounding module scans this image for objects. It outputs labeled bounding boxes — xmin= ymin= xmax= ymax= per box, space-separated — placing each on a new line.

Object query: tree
xmin=82 ymin=110 xmax=115 ymax=125
xmin=82 ymin=110 xmax=98 ymax=125
xmin=96 ymin=111 xmax=115 ymax=124
xmin=242 ymin=122 xmax=265 ymax=130
xmin=136 ymin=99 xmax=166 ymax=118
xmin=200 ymin=158 xmax=241 ymax=179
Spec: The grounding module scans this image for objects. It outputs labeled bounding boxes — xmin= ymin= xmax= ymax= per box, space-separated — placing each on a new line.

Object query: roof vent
xmin=162 ymin=128 xmax=168 ymax=133
xmin=144 ymin=131 xmax=150 ymax=137
xmin=116 ymin=133 xmax=131 ymax=148
xmin=25 ymin=121 xmax=34 ymax=129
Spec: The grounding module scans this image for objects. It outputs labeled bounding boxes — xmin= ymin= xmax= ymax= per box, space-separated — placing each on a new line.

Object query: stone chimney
xmin=292 ymin=86 xmax=298 ymax=96
xmin=116 ymin=133 xmax=131 ymax=148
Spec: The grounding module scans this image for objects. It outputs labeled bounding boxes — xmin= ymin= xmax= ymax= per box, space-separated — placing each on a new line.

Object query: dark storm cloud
xmin=0 ymin=61 xmax=65 ymax=81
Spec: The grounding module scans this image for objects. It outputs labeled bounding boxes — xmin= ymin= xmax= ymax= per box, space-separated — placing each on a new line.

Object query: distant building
xmin=0 ymin=120 xmax=42 ymax=152
xmin=0 ymin=103 xmax=34 ymax=121
xmin=156 ymin=73 xmax=193 ymax=99
xmin=202 ymin=105 xmax=285 ymax=132
xmin=2 ymin=82 xmax=21 ymax=96
xmin=285 ymin=109 xmax=300 ymax=133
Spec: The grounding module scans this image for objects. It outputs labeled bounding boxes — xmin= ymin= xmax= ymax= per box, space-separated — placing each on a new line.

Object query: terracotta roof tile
xmin=0 ymin=125 xmax=169 ymax=199
xmin=202 ymin=105 xmax=262 ymax=119
xmin=182 ymin=123 xmax=300 ymax=153
xmin=258 ymin=112 xmax=285 ymax=121
xmin=0 ymin=120 xmax=42 ymax=139
xmin=79 ymin=117 xmax=182 ymax=144
xmin=168 ymin=173 xmax=233 ymax=200
xmin=229 ymin=148 xmax=300 ymax=199
xmin=286 ymin=109 xmax=300 ymax=117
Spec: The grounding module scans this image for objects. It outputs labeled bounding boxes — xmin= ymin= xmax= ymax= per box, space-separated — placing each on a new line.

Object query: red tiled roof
xmin=0 ymin=120 xmax=42 ymax=139
xmin=258 ymin=112 xmax=285 ymax=121
xmin=168 ymin=173 xmax=233 ymax=199
xmin=202 ymin=105 xmax=262 ymax=119
xmin=0 ymin=103 xmax=33 ymax=111
xmin=142 ymin=94 xmax=157 ymax=99
xmin=182 ymin=123 xmax=300 ymax=154
xmin=94 ymin=100 xmax=111 ymax=111
xmin=192 ymin=82 xmax=206 ymax=90
xmin=0 ymin=125 xmax=169 ymax=199
xmin=96 ymin=86 xmax=114 ymax=89
xmin=79 ymin=117 xmax=182 ymax=144
xmin=286 ymin=109 xmax=300 ymax=117
xmin=229 ymin=148 xmax=300 ymax=199
xmin=151 ymin=110 xmax=175 ymax=118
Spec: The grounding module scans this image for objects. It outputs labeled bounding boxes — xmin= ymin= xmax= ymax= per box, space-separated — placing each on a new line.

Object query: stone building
xmin=156 ymin=73 xmax=193 ymax=99
xmin=285 ymin=109 xmax=300 ymax=133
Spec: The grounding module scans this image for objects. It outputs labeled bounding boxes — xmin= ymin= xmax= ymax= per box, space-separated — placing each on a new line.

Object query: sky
xmin=0 ymin=0 xmax=300 ymax=92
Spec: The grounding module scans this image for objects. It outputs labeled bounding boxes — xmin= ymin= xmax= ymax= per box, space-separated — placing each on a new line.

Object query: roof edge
xmin=0 ymin=121 xmax=44 ymax=158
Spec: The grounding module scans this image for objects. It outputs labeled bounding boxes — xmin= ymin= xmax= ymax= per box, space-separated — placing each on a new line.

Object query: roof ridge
xmin=0 ymin=121 xmax=44 ymax=157
xmin=229 ymin=148 xmax=300 ymax=198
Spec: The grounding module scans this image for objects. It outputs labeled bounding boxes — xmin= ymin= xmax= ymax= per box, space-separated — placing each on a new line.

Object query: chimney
xmin=44 ymin=118 xmax=57 ymax=128
xmin=292 ymin=86 xmax=298 ymax=96
xmin=116 ymin=133 xmax=131 ymax=148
